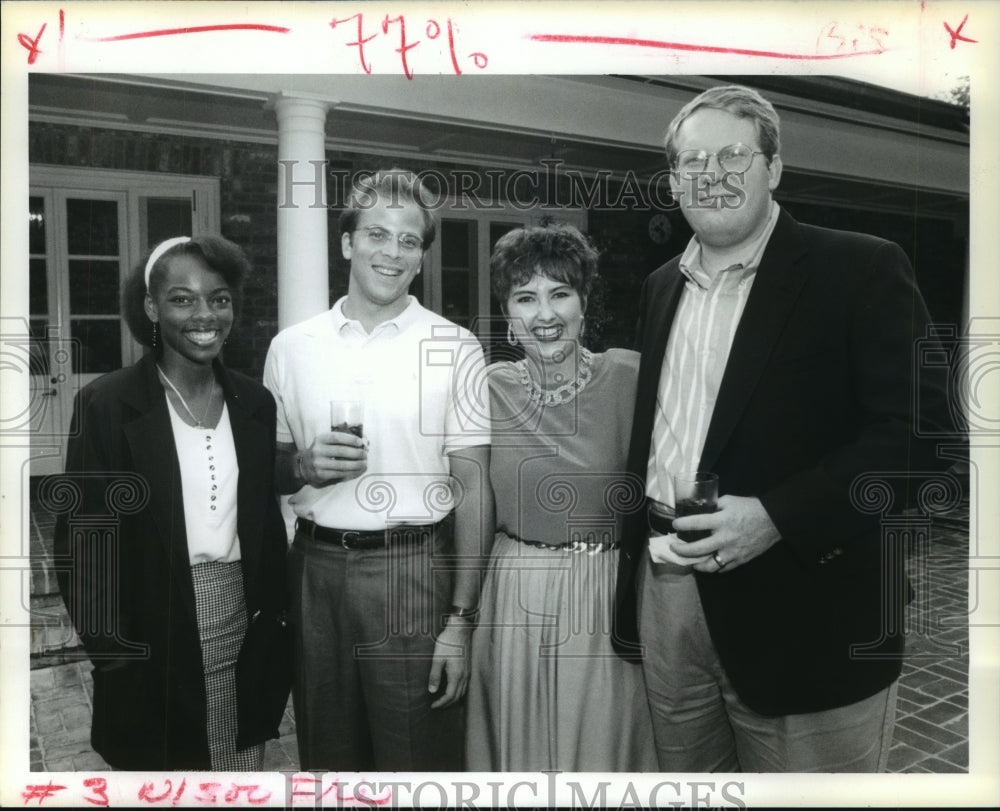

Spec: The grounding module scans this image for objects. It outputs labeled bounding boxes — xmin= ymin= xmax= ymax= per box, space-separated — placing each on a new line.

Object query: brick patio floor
xmin=27 ymin=495 xmax=969 ymax=773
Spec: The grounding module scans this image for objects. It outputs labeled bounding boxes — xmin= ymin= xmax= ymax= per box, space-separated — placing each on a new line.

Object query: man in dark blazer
xmin=613 ymin=85 xmax=951 ymax=771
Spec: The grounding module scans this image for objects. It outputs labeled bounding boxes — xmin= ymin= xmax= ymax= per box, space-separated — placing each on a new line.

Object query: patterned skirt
xmin=191 ymin=560 xmax=264 ymax=771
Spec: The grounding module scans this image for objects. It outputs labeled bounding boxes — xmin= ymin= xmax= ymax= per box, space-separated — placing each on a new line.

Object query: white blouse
xmin=165 ymin=398 xmax=241 ymax=565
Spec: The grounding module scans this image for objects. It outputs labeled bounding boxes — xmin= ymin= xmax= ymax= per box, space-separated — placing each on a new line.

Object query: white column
xmin=273 ymin=95 xmax=331 ymax=329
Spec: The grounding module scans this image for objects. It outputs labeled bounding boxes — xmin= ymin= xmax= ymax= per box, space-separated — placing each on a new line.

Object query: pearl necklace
xmin=518 ymin=348 xmax=594 ymax=406
xmin=157 ymin=365 xmax=217 ymax=428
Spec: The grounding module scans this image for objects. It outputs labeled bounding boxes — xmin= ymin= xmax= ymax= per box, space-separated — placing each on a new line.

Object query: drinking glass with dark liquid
xmin=672 ymin=471 xmax=718 ymax=542
xmin=330 ymin=399 xmax=364 ymax=438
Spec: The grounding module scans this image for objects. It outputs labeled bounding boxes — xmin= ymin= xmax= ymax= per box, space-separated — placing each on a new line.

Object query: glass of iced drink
xmin=672 ymin=471 xmax=718 ymax=541
xmin=330 ymin=399 xmax=364 ymax=439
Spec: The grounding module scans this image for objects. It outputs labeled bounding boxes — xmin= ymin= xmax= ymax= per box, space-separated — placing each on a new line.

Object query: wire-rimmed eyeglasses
xmin=673 ymin=143 xmax=767 ymax=175
xmin=356 ymin=226 xmax=424 ymax=254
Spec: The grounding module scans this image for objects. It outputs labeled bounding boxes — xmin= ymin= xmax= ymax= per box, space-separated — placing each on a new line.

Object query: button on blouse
xmin=165 ymin=398 xmax=241 ymax=565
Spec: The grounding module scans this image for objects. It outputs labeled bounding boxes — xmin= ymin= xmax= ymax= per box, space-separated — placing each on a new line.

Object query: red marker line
xmin=80 ymin=23 xmax=290 ymax=43
xmin=530 ymin=33 xmax=885 ymax=60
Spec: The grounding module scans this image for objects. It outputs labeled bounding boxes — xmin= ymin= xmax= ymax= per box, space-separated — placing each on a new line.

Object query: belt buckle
xmin=341 ymin=531 xmax=360 ymax=549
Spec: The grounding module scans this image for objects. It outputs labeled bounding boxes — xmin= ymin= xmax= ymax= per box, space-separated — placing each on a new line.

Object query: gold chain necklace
xmin=517 ymin=348 xmax=594 ymax=406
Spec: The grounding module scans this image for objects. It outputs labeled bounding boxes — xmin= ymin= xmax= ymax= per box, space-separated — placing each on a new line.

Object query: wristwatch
xmin=444 ymin=605 xmax=479 ymax=621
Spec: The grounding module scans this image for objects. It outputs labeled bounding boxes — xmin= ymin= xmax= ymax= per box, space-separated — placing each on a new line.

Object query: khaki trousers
xmin=638 ymin=554 xmax=897 ymax=772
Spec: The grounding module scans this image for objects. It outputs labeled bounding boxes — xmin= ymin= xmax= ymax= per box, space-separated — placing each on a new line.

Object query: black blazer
xmin=53 ymin=352 xmax=290 ymax=770
xmin=613 ymin=209 xmax=951 ymax=716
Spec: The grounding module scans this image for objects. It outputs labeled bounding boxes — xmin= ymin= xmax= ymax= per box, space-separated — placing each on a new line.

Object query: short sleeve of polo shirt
xmin=263 ymin=331 xmax=294 ymax=446
xmin=437 ymin=333 xmax=491 ymax=453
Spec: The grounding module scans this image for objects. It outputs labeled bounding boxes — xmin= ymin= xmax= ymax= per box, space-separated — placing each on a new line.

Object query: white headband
xmin=144 ymin=236 xmax=191 ymax=289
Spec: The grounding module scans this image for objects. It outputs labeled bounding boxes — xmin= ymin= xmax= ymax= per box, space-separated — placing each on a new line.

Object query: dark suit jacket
xmin=54 ymin=352 xmax=290 ymax=769
xmin=613 ymin=209 xmax=951 ymax=716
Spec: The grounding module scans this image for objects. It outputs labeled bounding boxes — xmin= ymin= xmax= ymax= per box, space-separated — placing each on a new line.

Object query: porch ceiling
xmin=28 ymin=73 xmax=968 ymax=220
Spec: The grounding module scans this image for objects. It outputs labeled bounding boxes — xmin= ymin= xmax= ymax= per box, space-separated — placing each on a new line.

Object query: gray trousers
xmin=288 ymin=518 xmax=463 ymax=771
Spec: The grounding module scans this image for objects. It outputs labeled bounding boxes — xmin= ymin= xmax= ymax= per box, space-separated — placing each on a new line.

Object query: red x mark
xmin=943 ymin=14 xmax=976 ymax=49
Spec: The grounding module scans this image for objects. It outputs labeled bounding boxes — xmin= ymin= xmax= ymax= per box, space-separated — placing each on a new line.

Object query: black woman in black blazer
xmin=53 ymin=236 xmax=290 ymax=770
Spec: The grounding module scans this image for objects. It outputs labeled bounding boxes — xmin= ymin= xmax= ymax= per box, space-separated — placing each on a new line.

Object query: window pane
xmin=30 ymin=258 xmax=48 ymax=315
xmin=442 ymin=220 xmax=474 ymax=268
xmin=145 ymin=197 xmax=192 ymax=247
xmin=66 ymin=198 xmax=119 ymax=256
xmin=442 ymin=270 xmax=471 ymax=328
xmin=69 ymin=260 xmax=120 ymax=314
xmin=71 ymin=319 xmax=121 ymax=373
xmin=441 ymin=220 xmax=475 ymax=329
xmin=29 ymin=196 xmax=46 ymax=254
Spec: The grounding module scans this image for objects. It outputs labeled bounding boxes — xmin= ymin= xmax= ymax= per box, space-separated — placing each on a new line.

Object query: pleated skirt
xmin=192 ymin=560 xmax=264 ymax=771
xmin=465 ymin=531 xmax=657 ymax=772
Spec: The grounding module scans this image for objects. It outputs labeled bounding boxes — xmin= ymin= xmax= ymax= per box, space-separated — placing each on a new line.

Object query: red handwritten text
xmin=17 ymin=23 xmax=47 ymax=64
xmin=531 ymin=27 xmax=888 ymax=60
xmin=138 ymin=778 xmax=186 ymax=805
xmin=82 ymin=777 xmax=110 ymax=807
xmin=381 ymin=15 xmax=419 ymax=79
xmin=330 ymin=13 xmax=377 ymax=73
xmin=817 ymin=22 xmax=888 ymax=55
xmin=944 ymin=14 xmax=976 ymax=49
xmin=289 ymin=775 xmax=393 ymax=806
xmin=289 ymin=775 xmax=340 ymax=805
xmin=224 ymin=784 xmax=272 ymax=805
xmin=20 ymin=777 xmax=280 ymax=807
xmin=78 ymin=23 xmax=290 ymax=42
xmin=330 ymin=13 xmax=487 ymax=77
xmin=16 ymin=9 xmax=288 ymax=65
xmin=21 ymin=782 xmax=67 ymax=805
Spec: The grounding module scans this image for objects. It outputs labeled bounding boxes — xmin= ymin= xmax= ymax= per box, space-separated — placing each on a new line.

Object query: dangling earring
xmin=151 ymin=321 xmax=159 ymax=348
xmin=579 ymin=317 xmax=586 ymax=340
xmin=506 ymin=322 xmax=519 ymax=347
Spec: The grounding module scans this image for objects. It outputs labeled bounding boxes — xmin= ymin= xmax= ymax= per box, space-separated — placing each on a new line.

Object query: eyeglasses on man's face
xmin=673 ymin=143 xmax=767 ymax=175
xmin=356 ymin=225 xmax=424 ymax=254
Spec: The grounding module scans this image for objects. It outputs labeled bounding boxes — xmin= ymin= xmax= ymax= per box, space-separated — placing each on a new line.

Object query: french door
xmin=28 ymin=167 xmax=219 ymax=476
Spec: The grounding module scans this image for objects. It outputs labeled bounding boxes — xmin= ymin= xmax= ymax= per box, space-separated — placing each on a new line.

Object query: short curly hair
xmin=664 ymin=84 xmax=781 ymax=168
xmin=121 ymin=235 xmax=249 ymax=349
xmin=490 ymin=222 xmax=599 ymax=310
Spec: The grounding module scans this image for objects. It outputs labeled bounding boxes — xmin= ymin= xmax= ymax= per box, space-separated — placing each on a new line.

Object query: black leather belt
xmin=647 ymin=504 xmax=675 ymax=536
xmin=296 ymin=517 xmax=437 ymax=550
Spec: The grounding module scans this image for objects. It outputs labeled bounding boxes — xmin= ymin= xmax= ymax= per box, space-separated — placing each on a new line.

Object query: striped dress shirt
xmin=646 ymin=202 xmax=780 ymax=509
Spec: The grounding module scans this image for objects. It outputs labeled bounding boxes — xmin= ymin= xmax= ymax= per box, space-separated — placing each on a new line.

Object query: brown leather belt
xmin=295 ymin=517 xmax=438 ymax=550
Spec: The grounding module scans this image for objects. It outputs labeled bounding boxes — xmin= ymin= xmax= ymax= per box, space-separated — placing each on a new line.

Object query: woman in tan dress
xmin=465 ymin=222 xmax=656 ymax=771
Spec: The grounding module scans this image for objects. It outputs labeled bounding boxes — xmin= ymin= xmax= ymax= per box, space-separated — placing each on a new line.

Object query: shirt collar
xmin=678 ymin=201 xmax=781 ymax=289
xmin=332 ymin=295 xmax=420 ymax=338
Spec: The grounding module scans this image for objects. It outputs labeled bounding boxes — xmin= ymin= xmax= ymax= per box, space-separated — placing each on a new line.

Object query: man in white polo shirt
xmin=264 ymin=168 xmax=492 ymax=771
